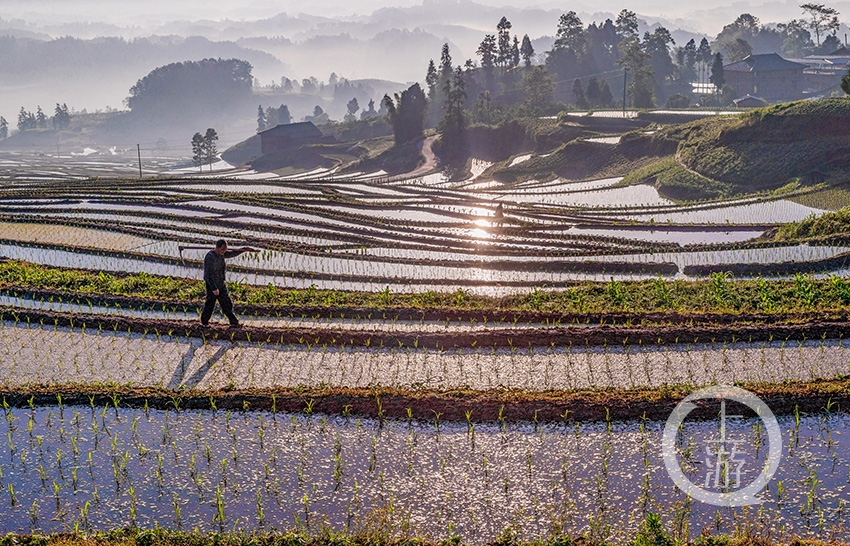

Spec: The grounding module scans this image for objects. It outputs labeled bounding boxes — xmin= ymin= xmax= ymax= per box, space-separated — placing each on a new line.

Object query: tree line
xmin=255 ymin=97 xmax=383 ymax=133
xmin=249 ymin=3 xmax=841 ymax=138
xmin=246 ymin=4 xmax=841 ymax=141
xmin=417 ymin=4 xmax=843 ymax=131
xmin=370 ymin=3 xmax=843 ymax=167
xmin=715 ymin=5 xmax=841 ymax=60
xmin=9 ymin=104 xmax=72 ymax=135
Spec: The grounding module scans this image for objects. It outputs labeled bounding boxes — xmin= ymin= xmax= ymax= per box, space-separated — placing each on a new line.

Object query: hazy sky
xmin=3 ymin=0 xmax=388 ymax=22
xmin=5 ymin=0 xmax=844 ymax=33
xmin=3 ymin=0 xmax=849 ymax=117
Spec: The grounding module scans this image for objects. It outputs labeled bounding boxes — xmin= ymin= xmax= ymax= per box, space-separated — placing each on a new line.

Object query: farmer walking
xmin=201 ymin=239 xmax=258 ymax=328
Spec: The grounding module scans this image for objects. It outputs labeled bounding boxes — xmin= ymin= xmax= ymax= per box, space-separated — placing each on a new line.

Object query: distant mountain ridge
xmin=0 ymin=34 xmax=285 ymax=115
xmin=0 ymin=0 xmax=707 ymax=87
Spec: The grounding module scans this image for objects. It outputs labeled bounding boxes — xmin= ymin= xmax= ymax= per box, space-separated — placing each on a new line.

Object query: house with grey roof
xmin=724 ymin=53 xmax=807 ymax=102
xmin=259 ymin=122 xmax=335 ymax=155
xmin=732 ymin=94 xmax=769 ymax=108
xmin=788 ymin=47 xmax=850 ymax=96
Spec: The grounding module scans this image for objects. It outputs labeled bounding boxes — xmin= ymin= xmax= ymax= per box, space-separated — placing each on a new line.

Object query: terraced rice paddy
xmin=3 ymin=149 xmax=850 ymax=542
xmin=1 ymin=318 xmax=849 ymax=391
xmin=0 ymin=152 xmax=846 ymax=293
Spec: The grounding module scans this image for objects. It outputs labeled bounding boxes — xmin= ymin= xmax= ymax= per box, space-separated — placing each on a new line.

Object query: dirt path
xmin=6 ymin=306 xmax=850 ymax=349
xmin=403 ymin=135 xmax=440 ymax=178
xmin=4 ymin=379 xmax=849 ymax=423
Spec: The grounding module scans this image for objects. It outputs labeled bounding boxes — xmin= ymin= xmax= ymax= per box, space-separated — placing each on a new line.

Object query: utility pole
xmin=622 ymin=69 xmax=628 ymax=118
xmin=137 ymin=144 xmax=142 ymax=178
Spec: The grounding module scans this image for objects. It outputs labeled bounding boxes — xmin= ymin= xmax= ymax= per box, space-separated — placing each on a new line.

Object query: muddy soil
xmin=3 ymin=306 xmax=850 ymax=349
xmin=2 ymin=379 xmax=847 ymax=423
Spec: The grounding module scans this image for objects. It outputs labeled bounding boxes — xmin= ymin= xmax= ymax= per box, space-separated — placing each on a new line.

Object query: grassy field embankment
xmin=476 ymin=115 xmax=668 ymax=184
xmin=5 ymin=259 xmax=850 ymax=319
xmin=623 ymin=99 xmax=850 ymax=200
xmin=2 ymin=522 xmax=844 ymax=546
xmin=777 ymin=205 xmax=850 ymax=240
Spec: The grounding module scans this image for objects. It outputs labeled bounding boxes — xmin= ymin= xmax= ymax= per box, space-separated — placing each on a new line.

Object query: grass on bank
xmin=778 ymin=206 xmax=850 ymax=240
xmin=0 ymin=517 xmax=842 ymax=546
xmin=662 ymin=99 xmax=850 ymax=195
xmin=4 ymin=259 xmax=850 ymax=316
xmin=485 ymin=97 xmax=850 ymax=203
xmin=617 ymin=156 xmax=732 ymax=201
xmin=788 ymin=185 xmax=850 ymax=211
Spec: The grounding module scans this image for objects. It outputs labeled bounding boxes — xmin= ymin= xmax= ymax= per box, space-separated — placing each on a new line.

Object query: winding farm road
xmin=402 ymin=135 xmax=439 ymax=178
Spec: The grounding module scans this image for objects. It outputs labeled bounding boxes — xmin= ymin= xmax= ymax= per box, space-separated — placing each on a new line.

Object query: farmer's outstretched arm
xmin=223 ymin=246 xmax=259 ymax=258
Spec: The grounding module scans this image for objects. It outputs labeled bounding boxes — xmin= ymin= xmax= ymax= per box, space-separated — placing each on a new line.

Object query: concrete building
xmin=787 ymin=47 xmax=850 ymax=97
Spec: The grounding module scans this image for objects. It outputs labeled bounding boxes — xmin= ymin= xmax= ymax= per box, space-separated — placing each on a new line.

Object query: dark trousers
xmin=201 ymin=285 xmax=239 ymax=325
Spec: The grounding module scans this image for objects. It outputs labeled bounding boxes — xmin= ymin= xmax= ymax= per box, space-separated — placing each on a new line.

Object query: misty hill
xmin=156 ymin=4 xmax=706 ymax=84
xmin=127 ymin=58 xmax=254 ymax=118
xmin=0 ymin=51 xmax=406 ymax=154
xmin=238 ymin=29 xmax=461 ymax=85
xmin=0 ymin=0 xmax=712 ymax=105
xmin=0 ymin=34 xmax=284 ymax=116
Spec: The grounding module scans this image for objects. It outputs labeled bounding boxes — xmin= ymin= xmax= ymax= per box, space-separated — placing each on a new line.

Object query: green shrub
xmin=630 ymin=514 xmax=673 ymax=546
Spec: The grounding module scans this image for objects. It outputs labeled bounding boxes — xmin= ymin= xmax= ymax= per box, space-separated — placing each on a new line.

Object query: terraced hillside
xmin=4 ymin=104 xmax=850 ymax=543
xmin=622 ymin=99 xmax=850 ymax=199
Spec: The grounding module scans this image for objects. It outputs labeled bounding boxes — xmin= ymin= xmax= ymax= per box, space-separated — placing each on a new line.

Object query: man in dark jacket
xmin=201 ymin=239 xmax=258 ymax=328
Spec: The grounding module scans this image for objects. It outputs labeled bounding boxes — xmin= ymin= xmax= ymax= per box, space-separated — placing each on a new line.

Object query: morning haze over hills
xmin=3 ymin=0 xmax=849 ymax=108
xmin=2 ymin=0 xmax=850 ymax=159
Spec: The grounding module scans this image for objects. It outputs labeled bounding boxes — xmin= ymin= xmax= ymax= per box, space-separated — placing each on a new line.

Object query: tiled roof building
xmin=259 ymin=122 xmax=333 ymax=154
xmin=724 ymin=54 xmax=807 ymax=102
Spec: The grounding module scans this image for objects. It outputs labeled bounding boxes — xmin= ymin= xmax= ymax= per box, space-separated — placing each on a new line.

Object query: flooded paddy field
xmin=2 ymin=320 xmax=849 ymax=392
xmin=0 ymin=403 xmax=848 ymax=543
xmin=3 ymin=150 xmax=850 ymax=543
xmin=0 ymin=165 xmax=846 ymax=294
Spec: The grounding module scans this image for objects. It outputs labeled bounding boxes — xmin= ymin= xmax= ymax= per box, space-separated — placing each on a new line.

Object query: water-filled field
xmin=2 ymin=146 xmax=850 ymax=543
xmin=0 ymin=404 xmax=847 ymax=543
xmin=0 ymin=157 xmax=844 ymax=295
xmin=1 ymin=320 xmax=848 ymax=392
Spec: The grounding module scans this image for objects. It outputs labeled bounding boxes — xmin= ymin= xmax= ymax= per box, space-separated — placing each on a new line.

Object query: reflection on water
xmin=565 ymin=227 xmax=765 ymax=245
xmin=0 ymin=406 xmax=847 ymax=543
xmin=620 ymin=199 xmax=825 ymax=224
xmin=469 ymin=219 xmax=493 ymax=240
